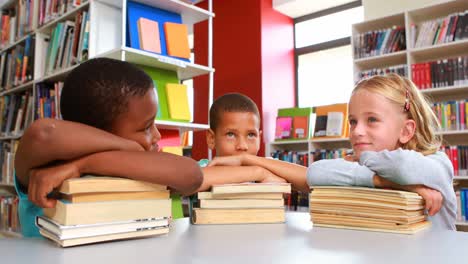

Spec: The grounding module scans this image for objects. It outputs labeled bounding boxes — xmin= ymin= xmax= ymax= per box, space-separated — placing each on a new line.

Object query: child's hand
xmin=405 ymin=185 xmax=443 ymax=216
xmin=208 ymin=155 xmax=244 ymax=167
xmin=28 ymin=161 xmax=81 ymax=208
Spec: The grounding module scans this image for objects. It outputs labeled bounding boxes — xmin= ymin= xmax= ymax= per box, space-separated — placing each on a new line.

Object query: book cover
xmin=275 ymin=116 xmax=292 ymax=140
xmin=138 ymin=65 xmax=178 ymax=120
xmin=165 ymin=83 xmax=191 ymax=122
xmin=137 ymin=17 xmax=161 ymax=54
xmin=163 ymin=22 xmax=190 ymax=59
xmin=292 ymin=116 xmax=308 ymax=139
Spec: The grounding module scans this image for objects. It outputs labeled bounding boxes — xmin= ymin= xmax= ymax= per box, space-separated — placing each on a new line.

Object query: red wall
xmin=192 ymin=0 xmax=295 ymax=160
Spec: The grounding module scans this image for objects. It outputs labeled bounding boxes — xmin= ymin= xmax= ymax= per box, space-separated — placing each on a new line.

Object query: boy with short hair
xmin=196 ymin=93 xmax=285 ymax=192
xmin=15 ymin=58 xmax=203 ymax=237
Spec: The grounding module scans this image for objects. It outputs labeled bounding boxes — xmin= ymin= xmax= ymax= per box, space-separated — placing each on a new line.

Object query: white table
xmin=1 ymin=212 xmax=468 ymax=264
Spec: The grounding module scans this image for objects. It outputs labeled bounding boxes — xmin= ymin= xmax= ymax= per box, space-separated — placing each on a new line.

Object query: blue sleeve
xmin=306 ymin=158 xmax=375 ymax=187
xmin=14 ymin=173 xmax=43 ymax=237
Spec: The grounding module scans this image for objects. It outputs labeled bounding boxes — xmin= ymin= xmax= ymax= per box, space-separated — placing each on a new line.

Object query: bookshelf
xmin=352 ymin=0 xmax=468 ymax=230
xmin=0 ymin=0 xmax=214 ymax=237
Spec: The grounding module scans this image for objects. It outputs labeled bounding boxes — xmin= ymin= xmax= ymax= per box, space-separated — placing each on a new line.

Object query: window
xmin=295 ymin=1 xmax=363 ymax=107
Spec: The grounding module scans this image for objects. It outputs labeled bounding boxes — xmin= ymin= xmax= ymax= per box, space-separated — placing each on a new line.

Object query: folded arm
xmin=359 ymin=149 xmax=454 ymax=191
xmin=15 ymin=118 xmax=143 ymax=187
xmin=196 ymin=165 xmax=285 ymax=193
xmin=30 ymin=150 xmax=203 ymax=207
xmin=209 ymin=154 xmax=308 ymax=192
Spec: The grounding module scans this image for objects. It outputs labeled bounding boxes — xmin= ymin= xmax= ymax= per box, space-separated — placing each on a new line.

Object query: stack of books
xmin=192 ymin=183 xmax=291 ymax=224
xmin=310 ymin=186 xmax=431 ymax=234
xmin=37 ymin=176 xmax=172 ymax=247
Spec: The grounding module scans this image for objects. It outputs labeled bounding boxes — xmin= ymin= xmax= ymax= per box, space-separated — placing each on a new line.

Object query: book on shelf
xmin=412 ymin=55 xmax=468 ymax=90
xmin=354 ymin=26 xmax=406 ymax=59
xmin=192 ymin=183 xmax=291 ymax=225
xmin=357 ymin=64 xmax=407 ymax=83
xmin=165 ymin=83 xmax=191 ymax=122
xmin=310 ymin=186 xmax=430 ymax=234
xmin=0 ymin=194 xmax=20 ymax=234
xmin=274 ymin=107 xmax=315 ymax=140
xmin=313 ymin=103 xmax=348 ymax=138
xmin=126 ymin=0 xmax=189 ymax=62
xmin=456 ymin=188 xmax=468 ymax=222
xmin=412 ymin=11 xmax=468 ymax=48
xmin=432 ymin=100 xmax=467 ymax=131
xmin=164 ymin=22 xmax=190 ymax=59
xmin=137 ymin=17 xmax=162 ymax=54
xmin=39 ymin=176 xmax=171 ymax=247
xmin=274 ymin=116 xmax=292 ymax=140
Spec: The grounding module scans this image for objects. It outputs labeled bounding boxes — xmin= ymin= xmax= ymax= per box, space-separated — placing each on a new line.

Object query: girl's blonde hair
xmin=352 ymin=73 xmax=441 ymax=155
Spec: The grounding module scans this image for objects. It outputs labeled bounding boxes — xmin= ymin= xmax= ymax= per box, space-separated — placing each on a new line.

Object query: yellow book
xmin=165 ymin=83 xmax=190 ymax=121
xmin=162 ymin=146 xmax=183 ymax=156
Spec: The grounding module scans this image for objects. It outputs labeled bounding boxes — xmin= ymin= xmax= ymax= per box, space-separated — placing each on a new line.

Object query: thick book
xmin=199 ymin=199 xmax=284 ymax=209
xmin=192 ymin=208 xmax=285 ymax=225
xmin=39 ymin=226 xmax=169 ymax=247
xmin=62 ymin=190 xmax=170 ymax=203
xmin=198 ymin=192 xmax=284 ymax=200
xmin=211 ymin=183 xmax=292 ymax=195
xmin=43 ymin=199 xmax=171 ymax=225
xmin=36 ymin=215 xmax=169 ymax=240
xmin=310 ymin=186 xmax=429 ymax=234
xmin=58 ymin=176 xmax=167 ymax=194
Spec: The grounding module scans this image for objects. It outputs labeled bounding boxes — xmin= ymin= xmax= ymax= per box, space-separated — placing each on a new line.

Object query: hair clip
xmin=404 ymin=89 xmax=410 ymax=112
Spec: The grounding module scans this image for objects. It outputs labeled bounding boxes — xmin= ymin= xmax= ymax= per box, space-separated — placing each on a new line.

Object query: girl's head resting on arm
xmin=348 ymin=73 xmax=441 ymax=159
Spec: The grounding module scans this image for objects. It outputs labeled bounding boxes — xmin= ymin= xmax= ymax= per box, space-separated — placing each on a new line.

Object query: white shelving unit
xmin=0 ymin=0 xmax=214 ymax=237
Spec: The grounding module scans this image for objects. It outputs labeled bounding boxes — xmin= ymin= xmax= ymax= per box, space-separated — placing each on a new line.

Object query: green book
xmin=138 ymin=65 xmax=178 ymax=121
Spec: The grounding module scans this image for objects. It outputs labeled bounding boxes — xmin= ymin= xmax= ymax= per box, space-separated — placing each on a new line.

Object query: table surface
xmin=1 ymin=212 xmax=468 ymax=264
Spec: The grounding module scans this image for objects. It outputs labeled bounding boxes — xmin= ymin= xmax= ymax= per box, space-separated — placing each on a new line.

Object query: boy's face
xmin=207 ymin=111 xmax=261 ymax=157
xmin=111 ymin=88 xmax=161 ymax=152
xmin=348 ymin=89 xmax=413 ymax=159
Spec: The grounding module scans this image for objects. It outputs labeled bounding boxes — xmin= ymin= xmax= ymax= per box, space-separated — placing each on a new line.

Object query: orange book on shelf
xmin=164 ymin=22 xmax=190 ymax=59
xmin=293 ymin=116 xmax=308 ymax=139
xmin=314 ymin=103 xmax=349 ymax=138
xmin=137 ymin=18 xmax=161 ymax=53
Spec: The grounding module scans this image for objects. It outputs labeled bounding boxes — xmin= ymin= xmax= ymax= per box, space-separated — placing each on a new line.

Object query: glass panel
xmin=298 ymin=45 xmax=354 ymax=107
xmin=295 ymin=6 xmax=363 ymax=48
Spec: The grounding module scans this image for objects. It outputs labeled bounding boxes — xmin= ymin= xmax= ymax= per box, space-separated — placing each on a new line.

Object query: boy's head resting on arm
xmin=60 ymin=58 xmax=161 ymax=152
xmin=207 ymin=93 xmax=261 ymax=157
xmin=349 ymin=73 xmax=441 ymax=160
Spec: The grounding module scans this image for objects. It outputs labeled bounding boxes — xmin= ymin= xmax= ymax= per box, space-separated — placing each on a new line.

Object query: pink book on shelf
xmin=137 ymin=17 xmax=162 ymax=53
xmin=275 ymin=117 xmax=293 ymax=140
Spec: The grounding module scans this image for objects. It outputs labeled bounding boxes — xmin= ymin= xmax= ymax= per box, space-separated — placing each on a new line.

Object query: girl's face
xmin=348 ymin=89 xmax=413 ymax=160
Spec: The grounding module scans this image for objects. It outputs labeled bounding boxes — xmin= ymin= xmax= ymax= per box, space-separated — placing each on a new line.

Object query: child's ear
xmin=206 ymin=129 xmax=216 ymax=150
xmin=399 ymin=119 xmax=416 ymax=144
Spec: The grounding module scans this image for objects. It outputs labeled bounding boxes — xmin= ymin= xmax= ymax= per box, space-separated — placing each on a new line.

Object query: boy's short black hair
xmin=209 ymin=93 xmax=260 ymax=130
xmin=60 ymin=58 xmax=154 ymax=131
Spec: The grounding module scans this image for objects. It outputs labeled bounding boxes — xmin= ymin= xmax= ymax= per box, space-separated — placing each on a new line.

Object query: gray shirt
xmin=306 ymin=149 xmax=456 ymax=230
